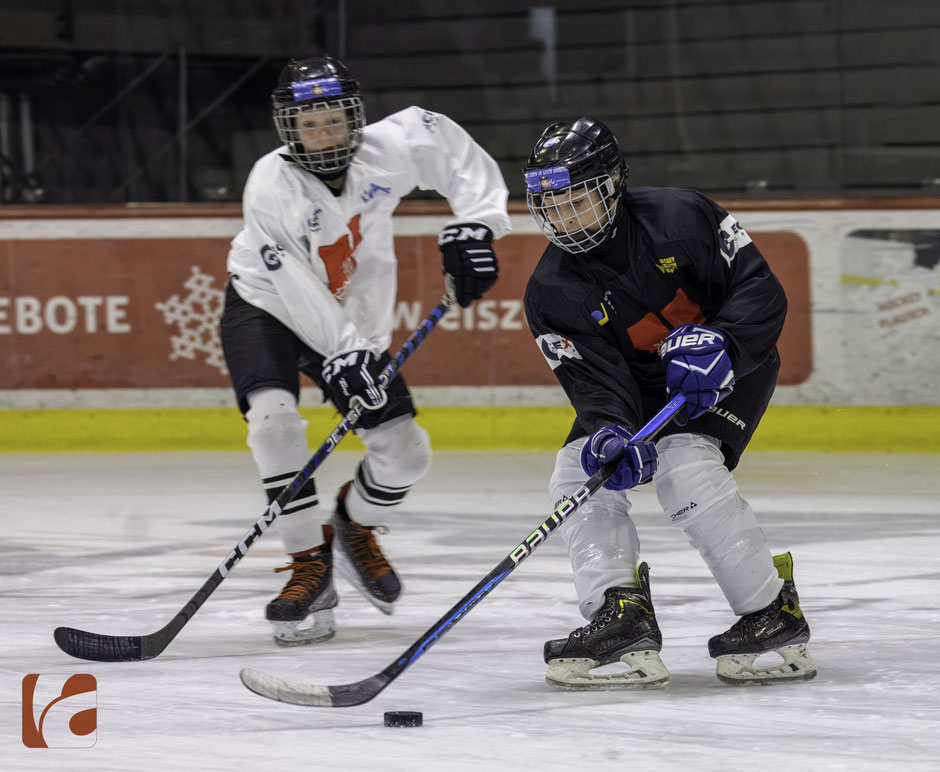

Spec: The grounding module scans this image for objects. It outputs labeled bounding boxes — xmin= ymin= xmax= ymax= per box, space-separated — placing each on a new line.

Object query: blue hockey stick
xmin=54 ymin=299 xmax=451 ymax=662
xmin=240 ymin=392 xmax=688 ymax=706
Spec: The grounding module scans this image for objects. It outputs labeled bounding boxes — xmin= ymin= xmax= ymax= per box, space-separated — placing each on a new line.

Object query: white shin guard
xmin=245 ymin=388 xmax=321 ymax=554
xmin=653 ymin=434 xmax=781 ymax=615
xmin=550 ymin=441 xmax=640 ymax=620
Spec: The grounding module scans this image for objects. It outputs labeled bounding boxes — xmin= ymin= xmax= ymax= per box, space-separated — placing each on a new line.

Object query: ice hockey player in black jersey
xmin=522 ymin=116 xmax=816 ymax=689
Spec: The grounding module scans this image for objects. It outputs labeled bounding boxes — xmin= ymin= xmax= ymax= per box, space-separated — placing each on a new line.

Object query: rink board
xmin=1 ymin=201 xmax=938 ymax=452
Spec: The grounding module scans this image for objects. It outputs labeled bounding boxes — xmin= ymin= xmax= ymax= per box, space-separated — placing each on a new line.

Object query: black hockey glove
xmin=439 ymin=222 xmax=499 ymax=308
xmin=322 ymin=349 xmax=388 ymax=414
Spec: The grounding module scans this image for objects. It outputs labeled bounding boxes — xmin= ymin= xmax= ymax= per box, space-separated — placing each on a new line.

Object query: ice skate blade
xmin=715 ymin=643 xmax=817 ymax=685
xmin=545 ymin=650 xmax=670 ymax=691
xmin=270 ymin=609 xmax=336 ymax=647
xmin=332 ymin=546 xmax=398 ymax=615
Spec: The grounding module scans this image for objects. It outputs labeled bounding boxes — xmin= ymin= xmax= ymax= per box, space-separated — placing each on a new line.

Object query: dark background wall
xmin=1 ymin=0 xmax=938 ymax=203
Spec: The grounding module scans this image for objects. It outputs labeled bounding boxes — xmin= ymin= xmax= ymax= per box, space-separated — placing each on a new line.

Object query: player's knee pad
xmin=357 ymin=415 xmax=432 ymax=487
xmin=245 ymin=388 xmax=309 ymax=472
xmin=653 ymin=433 xmax=768 ymax=582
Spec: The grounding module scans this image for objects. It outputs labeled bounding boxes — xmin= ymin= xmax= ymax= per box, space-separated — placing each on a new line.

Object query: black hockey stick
xmin=239 ymin=392 xmax=687 ymax=706
xmin=54 ymin=299 xmax=452 ymax=662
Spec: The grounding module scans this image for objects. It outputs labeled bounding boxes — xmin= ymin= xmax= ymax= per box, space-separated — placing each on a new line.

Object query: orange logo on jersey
xmin=318 ymin=214 xmax=362 ymax=299
xmin=627 ymin=288 xmax=705 ymax=352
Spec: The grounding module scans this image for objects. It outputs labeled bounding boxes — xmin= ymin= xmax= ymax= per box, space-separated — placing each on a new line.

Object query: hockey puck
xmin=384 ymin=711 xmax=423 ymax=727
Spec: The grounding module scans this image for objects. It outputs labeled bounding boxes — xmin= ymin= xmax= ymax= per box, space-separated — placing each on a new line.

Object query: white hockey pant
xmin=653 ymin=434 xmax=782 ymax=616
xmin=550 ymin=439 xmax=640 ymax=621
xmin=550 ymin=433 xmax=783 ymax=621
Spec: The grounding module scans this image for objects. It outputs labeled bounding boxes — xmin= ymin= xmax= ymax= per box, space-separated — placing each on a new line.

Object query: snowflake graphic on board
xmin=156 ymin=266 xmax=227 ymax=374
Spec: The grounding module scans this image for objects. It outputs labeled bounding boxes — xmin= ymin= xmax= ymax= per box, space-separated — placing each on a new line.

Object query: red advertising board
xmin=0 ymin=229 xmax=811 ymax=390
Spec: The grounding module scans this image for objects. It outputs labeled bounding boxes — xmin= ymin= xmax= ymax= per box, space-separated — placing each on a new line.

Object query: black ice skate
xmin=329 ymin=481 xmax=402 ymax=615
xmin=265 ymin=526 xmax=338 ymax=646
xmin=708 ymin=551 xmax=817 ymax=685
xmin=543 ymin=563 xmax=669 ymax=690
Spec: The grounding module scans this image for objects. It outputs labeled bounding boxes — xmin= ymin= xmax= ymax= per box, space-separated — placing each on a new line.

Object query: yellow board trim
xmin=841 ymin=273 xmax=940 ymax=294
xmin=0 ymin=405 xmax=938 ymax=454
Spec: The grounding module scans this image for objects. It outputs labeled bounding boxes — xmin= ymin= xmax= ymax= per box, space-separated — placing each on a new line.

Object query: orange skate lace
xmin=273 ymin=556 xmax=327 ymax=601
xmin=345 ymin=523 xmax=392 ymax=580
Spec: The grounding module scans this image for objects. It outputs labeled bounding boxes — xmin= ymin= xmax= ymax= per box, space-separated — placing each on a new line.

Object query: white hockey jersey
xmin=226 ymin=106 xmax=511 ymax=360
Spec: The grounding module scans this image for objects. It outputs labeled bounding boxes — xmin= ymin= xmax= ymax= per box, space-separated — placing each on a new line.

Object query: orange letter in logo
xmin=22 ymin=674 xmax=97 ymax=748
xmin=318 ymin=214 xmax=363 ymax=299
xmin=627 ymin=289 xmax=705 ymax=352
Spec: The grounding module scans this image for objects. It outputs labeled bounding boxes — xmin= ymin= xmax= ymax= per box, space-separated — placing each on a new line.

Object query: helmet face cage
xmin=526 ymin=168 xmax=621 ymax=254
xmin=274 ymin=94 xmax=365 ymax=174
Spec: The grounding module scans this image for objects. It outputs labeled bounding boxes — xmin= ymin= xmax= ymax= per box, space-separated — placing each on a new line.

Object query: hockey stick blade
xmin=240 ymin=393 xmax=686 ymax=706
xmin=54 ymin=300 xmax=451 ymax=662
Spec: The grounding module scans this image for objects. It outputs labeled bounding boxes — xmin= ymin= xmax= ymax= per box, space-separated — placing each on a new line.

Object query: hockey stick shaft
xmin=55 ymin=299 xmax=451 ymax=662
xmin=240 ymin=393 xmax=687 ymax=706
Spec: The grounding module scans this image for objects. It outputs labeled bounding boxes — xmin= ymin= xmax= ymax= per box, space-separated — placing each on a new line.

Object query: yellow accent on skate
xmin=772 ymin=552 xmax=794 ymax=581
xmin=773 ymin=552 xmax=803 ymax=619
xmin=781 ymin=601 xmax=803 ymax=619
xmin=617 ymin=597 xmax=652 ymax=615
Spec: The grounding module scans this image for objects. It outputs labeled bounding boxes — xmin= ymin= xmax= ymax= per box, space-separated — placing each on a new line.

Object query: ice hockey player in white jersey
xmin=220 ymin=55 xmax=510 ymax=646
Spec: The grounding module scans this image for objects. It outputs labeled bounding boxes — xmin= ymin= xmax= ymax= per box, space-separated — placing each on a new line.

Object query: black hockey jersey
xmin=524 ymin=187 xmax=787 ymax=442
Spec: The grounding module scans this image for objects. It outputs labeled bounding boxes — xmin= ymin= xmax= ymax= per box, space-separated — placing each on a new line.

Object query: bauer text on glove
xmin=439 ymin=222 xmax=499 ymax=308
xmin=579 ymin=425 xmax=658 ymax=491
xmin=659 ymin=323 xmax=735 ymax=421
xmin=322 ymin=349 xmax=388 ymax=413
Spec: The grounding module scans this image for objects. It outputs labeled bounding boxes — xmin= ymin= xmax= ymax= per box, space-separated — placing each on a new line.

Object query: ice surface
xmin=2 ymin=450 xmax=939 ymax=771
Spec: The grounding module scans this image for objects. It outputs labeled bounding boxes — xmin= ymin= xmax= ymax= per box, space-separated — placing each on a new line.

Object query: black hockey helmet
xmin=271 ymin=55 xmax=365 ymax=176
xmin=523 ymin=117 xmax=628 ymax=253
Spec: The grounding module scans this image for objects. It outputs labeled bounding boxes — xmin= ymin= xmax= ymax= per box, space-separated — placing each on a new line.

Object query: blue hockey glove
xmin=439 ymin=222 xmax=499 ymax=308
xmin=580 ymin=425 xmax=658 ymax=491
xmin=322 ymin=349 xmax=388 ymax=413
xmin=660 ymin=323 xmax=735 ymax=422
